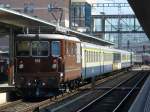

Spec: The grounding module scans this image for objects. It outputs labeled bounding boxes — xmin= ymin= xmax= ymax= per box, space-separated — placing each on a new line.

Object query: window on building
xmin=0 ymin=4 xmax=4 ymax=8
xmin=94 ymin=19 xmax=102 ymax=32
xmin=24 ymin=3 xmax=34 ymax=13
xmin=71 ymin=2 xmax=91 ymax=28
xmin=48 ymin=3 xmax=56 ymax=12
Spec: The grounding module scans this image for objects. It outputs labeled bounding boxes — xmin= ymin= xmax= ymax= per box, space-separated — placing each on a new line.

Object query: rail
xmin=77 ymin=71 xmax=148 ymax=112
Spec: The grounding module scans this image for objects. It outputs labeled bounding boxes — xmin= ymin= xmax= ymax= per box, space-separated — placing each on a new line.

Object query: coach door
xmin=84 ymin=50 xmax=87 ymax=78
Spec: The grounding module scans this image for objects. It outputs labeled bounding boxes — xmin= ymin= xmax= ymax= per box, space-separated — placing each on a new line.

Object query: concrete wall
xmin=0 ymin=93 xmax=7 ymax=105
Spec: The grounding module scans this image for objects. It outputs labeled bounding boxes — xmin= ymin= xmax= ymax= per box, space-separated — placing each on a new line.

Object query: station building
xmin=0 ymin=0 xmax=96 ymax=53
xmin=0 ymin=0 xmax=95 ymax=28
xmin=0 ymin=0 xmax=150 ymax=64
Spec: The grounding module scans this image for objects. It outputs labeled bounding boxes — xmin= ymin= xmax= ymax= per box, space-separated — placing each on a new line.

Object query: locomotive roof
xmin=0 ymin=50 xmax=8 ymax=54
xmin=17 ymin=34 xmax=80 ymax=42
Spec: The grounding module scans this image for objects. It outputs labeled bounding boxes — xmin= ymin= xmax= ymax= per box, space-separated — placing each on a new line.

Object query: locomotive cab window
xmin=32 ymin=41 xmax=49 ymax=56
xmin=16 ymin=41 xmax=30 ymax=56
xmin=51 ymin=41 xmax=61 ymax=57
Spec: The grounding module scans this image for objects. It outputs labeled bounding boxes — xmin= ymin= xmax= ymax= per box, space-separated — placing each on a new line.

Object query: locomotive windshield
xmin=16 ymin=41 xmax=49 ymax=57
xmin=32 ymin=41 xmax=49 ymax=56
xmin=16 ymin=41 xmax=30 ymax=56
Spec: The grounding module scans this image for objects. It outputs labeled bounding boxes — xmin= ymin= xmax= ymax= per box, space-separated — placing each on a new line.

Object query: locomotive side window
xmin=32 ymin=41 xmax=49 ymax=56
xmin=16 ymin=41 xmax=30 ymax=56
xmin=51 ymin=41 xmax=60 ymax=57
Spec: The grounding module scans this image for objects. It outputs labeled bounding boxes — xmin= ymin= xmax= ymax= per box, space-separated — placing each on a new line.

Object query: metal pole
xmin=91 ymin=76 xmax=95 ymax=90
xmin=9 ymin=28 xmax=14 ymax=85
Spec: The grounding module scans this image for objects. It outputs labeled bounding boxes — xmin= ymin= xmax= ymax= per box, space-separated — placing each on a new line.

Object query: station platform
xmin=0 ymin=83 xmax=15 ymax=93
xmin=129 ymin=74 xmax=150 ymax=112
xmin=0 ymin=83 xmax=15 ymax=105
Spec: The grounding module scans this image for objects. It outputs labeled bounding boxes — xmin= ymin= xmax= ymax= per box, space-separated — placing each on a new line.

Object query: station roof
xmin=128 ymin=0 xmax=150 ymax=39
xmin=0 ymin=7 xmax=113 ymax=46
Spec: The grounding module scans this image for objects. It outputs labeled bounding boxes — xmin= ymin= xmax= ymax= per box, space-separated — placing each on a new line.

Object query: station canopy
xmin=128 ymin=0 xmax=150 ymax=39
xmin=0 ymin=8 xmax=113 ymax=46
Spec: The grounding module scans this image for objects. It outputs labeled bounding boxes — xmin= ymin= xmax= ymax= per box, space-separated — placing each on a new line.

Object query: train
xmin=14 ymin=34 xmax=133 ymax=97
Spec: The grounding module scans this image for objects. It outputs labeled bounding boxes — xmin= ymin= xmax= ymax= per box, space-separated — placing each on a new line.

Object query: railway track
xmin=77 ymin=71 xmax=149 ymax=112
xmin=39 ymin=71 xmax=138 ymax=112
xmin=0 ymin=70 xmax=138 ymax=112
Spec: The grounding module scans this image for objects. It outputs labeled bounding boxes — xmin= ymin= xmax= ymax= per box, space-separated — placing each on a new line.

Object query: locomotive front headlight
xmin=60 ymin=73 xmax=63 ymax=77
xmin=42 ymin=82 xmax=46 ymax=86
xmin=19 ymin=61 xmax=24 ymax=69
xmin=27 ymin=82 xmax=31 ymax=86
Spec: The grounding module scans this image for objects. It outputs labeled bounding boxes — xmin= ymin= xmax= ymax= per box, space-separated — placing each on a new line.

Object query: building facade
xmin=0 ymin=0 xmax=70 ymax=27
xmin=0 ymin=0 xmax=95 ymax=28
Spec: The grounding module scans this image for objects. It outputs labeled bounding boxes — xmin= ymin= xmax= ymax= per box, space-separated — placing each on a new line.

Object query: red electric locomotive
xmin=14 ymin=34 xmax=81 ymax=97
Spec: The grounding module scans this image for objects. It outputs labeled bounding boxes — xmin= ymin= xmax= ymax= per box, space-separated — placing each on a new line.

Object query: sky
xmin=96 ymin=0 xmax=128 ymax=3
xmin=93 ymin=0 xmax=133 ymax=15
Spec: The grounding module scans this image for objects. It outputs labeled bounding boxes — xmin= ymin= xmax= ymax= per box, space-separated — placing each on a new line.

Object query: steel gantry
xmin=90 ymin=3 xmax=147 ymax=50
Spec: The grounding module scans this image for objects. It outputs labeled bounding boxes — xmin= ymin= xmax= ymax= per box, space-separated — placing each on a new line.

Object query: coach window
xmin=89 ymin=51 xmax=91 ymax=62
xmin=86 ymin=51 xmax=88 ymax=62
xmin=16 ymin=41 xmax=30 ymax=56
xmin=93 ymin=52 xmax=95 ymax=62
xmin=87 ymin=51 xmax=90 ymax=63
xmin=96 ymin=52 xmax=98 ymax=62
xmin=92 ymin=52 xmax=94 ymax=62
xmin=51 ymin=41 xmax=61 ymax=57
xmin=94 ymin=52 xmax=95 ymax=62
xmin=97 ymin=52 xmax=99 ymax=62
xmin=99 ymin=52 xmax=101 ymax=61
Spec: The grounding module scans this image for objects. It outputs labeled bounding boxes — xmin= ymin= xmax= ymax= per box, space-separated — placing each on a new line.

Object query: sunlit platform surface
xmin=0 ymin=84 xmax=14 ymax=105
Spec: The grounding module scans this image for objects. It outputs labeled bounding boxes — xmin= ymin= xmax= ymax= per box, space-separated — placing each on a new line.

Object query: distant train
xmin=14 ymin=34 xmax=133 ymax=97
